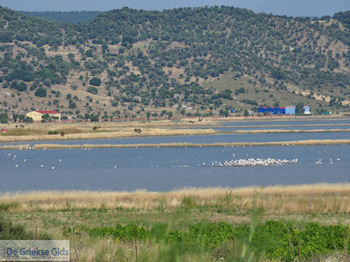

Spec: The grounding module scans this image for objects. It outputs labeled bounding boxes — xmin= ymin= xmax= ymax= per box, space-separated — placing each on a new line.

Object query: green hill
xmin=0 ymin=6 xmax=349 ymax=120
xmin=20 ymin=11 xmax=102 ymax=24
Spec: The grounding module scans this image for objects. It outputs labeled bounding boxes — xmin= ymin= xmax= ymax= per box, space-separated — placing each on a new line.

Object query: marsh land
xmin=1 ymin=117 xmax=350 ymax=261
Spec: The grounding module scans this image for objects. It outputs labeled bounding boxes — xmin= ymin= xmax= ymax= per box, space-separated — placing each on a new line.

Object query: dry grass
xmin=1 ymin=116 xmax=349 ymax=144
xmin=1 ymin=183 xmax=350 ymax=215
xmin=0 ymin=128 xmax=216 ymax=143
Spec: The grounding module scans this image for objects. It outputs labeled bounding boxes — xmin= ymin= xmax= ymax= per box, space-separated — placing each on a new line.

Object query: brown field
xmin=0 ymin=127 xmax=216 ymax=143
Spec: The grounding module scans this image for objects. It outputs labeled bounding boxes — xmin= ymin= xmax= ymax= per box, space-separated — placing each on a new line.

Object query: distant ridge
xmin=20 ymin=11 xmax=102 ymax=23
xmin=0 ymin=6 xmax=349 ymax=119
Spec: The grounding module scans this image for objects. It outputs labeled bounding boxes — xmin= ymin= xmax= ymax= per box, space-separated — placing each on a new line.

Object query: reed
xmin=2 ymin=183 xmax=350 ymax=215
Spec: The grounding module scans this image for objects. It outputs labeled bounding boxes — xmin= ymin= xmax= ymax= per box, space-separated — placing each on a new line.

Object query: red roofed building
xmin=26 ymin=111 xmax=61 ymax=122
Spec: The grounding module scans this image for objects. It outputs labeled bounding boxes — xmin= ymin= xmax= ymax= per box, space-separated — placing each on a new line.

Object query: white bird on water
xmin=15 ymin=164 xmax=19 ymax=168
xmin=212 ymin=158 xmax=298 ymax=167
xmin=23 ymin=159 xmax=27 ymax=162
xmin=51 ymin=167 xmax=55 ymax=171
xmin=58 ymin=159 xmax=62 ymax=163
xmin=40 ymin=164 xmax=44 ymax=168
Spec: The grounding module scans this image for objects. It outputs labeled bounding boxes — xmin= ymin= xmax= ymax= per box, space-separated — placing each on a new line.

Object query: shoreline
xmin=1 ymin=139 xmax=350 ymax=150
xmin=0 ymin=128 xmax=349 ymax=144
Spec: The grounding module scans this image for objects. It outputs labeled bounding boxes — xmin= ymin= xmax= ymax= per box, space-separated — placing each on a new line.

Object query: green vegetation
xmin=0 ymin=215 xmax=50 ymax=240
xmin=65 ymin=221 xmax=350 ymax=261
xmin=0 ymin=113 xmax=8 ymax=123
xmin=3 ymin=185 xmax=350 ymax=261
xmin=0 ymin=6 xmax=349 ymax=118
xmin=89 ymin=77 xmax=101 ymax=86
xmin=87 ymin=86 xmax=98 ymax=94
xmin=34 ymin=87 xmax=47 ymax=97
xmin=20 ymin=11 xmax=102 ymax=24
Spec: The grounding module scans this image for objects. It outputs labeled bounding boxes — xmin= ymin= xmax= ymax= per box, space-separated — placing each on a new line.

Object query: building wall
xmin=26 ymin=111 xmax=43 ymax=121
xmin=25 ymin=112 xmax=62 ymax=122
xmin=285 ymin=106 xmax=296 ymax=115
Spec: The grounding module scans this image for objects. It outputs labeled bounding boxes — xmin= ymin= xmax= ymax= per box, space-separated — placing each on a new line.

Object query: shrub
xmin=0 ymin=216 xmax=32 ymax=240
xmin=83 ymin=221 xmax=350 ymax=261
xmin=89 ymin=77 xmax=101 ymax=86
xmin=35 ymin=87 xmax=47 ymax=97
xmin=69 ymin=100 xmax=77 ymax=109
xmin=0 ymin=113 xmax=8 ymax=123
xmin=87 ymin=86 xmax=98 ymax=94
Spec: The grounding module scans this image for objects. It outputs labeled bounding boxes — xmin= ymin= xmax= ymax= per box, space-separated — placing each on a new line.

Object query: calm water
xmin=1 ymin=144 xmax=350 ymax=192
xmin=1 ymin=118 xmax=350 ymax=192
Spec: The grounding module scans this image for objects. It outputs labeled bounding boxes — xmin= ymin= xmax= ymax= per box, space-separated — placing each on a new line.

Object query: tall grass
xmin=2 ymin=184 xmax=350 ymax=215
xmin=3 ymin=185 xmax=350 ymax=261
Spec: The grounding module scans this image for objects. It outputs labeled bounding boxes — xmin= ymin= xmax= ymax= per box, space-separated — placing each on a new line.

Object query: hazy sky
xmin=0 ymin=0 xmax=349 ymax=17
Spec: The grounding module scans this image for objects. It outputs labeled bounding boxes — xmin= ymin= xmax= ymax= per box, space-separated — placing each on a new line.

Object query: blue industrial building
xmin=258 ymin=106 xmax=295 ymax=115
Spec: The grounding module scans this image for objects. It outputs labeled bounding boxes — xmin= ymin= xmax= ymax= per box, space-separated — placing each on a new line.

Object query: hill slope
xmin=0 ymin=6 xmax=349 ymax=120
xmin=20 ymin=11 xmax=102 ymax=24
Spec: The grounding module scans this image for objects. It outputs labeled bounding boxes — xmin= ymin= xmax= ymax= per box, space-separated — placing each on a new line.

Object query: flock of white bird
xmin=6 ymin=152 xmax=62 ymax=171
xmin=4 ymin=151 xmax=341 ymax=170
xmin=315 ymin=158 xmax=340 ymax=165
xmin=207 ymin=158 xmax=299 ymax=167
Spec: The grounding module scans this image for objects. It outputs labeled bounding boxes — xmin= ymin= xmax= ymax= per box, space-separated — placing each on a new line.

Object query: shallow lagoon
xmin=1 ymin=144 xmax=349 ymax=192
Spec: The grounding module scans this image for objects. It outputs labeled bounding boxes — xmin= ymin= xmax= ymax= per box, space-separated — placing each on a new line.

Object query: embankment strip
xmin=222 ymin=128 xmax=350 ymax=134
xmin=1 ymin=139 xmax=350 ymax=150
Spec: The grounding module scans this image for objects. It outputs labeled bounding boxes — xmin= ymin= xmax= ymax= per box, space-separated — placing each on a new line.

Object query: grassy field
xmin=0 ymin=119 xmax=217 ymax=143
xmin=1 ymin=184 xmax=350 ymax=261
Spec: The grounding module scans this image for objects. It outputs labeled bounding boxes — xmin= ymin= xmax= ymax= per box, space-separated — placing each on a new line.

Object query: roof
xmin=36 ymin=111 xmax=60 ymax=114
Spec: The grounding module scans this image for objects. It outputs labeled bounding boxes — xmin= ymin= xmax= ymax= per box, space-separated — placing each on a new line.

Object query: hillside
xmin=0 ymin=6 xmax=350 ymax=121
xmin=20 ymin=11 xmax=102 ymax=24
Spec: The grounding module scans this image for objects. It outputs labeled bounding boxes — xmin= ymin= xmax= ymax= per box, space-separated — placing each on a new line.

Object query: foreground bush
xmin=63 ymin=221 xmax=350 ymax=261
xmin=0 ymin=216 xmax=51 ymax=240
